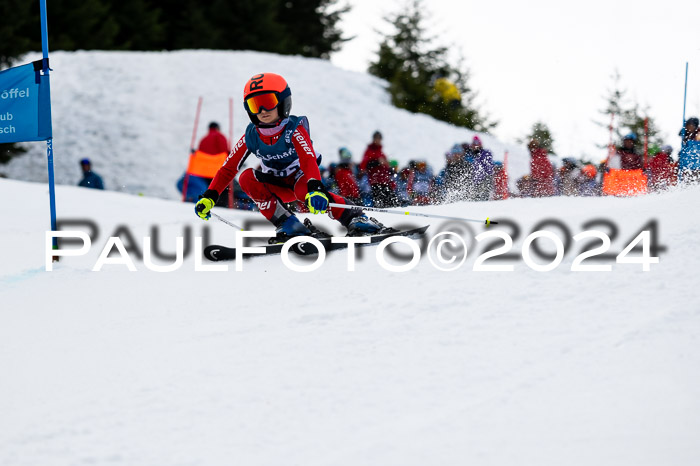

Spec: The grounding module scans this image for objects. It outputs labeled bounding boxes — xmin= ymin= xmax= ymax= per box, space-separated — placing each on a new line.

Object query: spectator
xmin=407 ymin=160 xmax=434 ymax=205
xmin=177 ymin=173 xmax=208 ymax=201
xmin=558 ymin=157 xmax=581 ymax=196
xmin=389 ymin=159 xmax=399 ymax=177
xmin=678 ymin=117 xmax=700 ymax=182
xmin=434 ymin=144 xmax=471 ymax=202
xmin=322 ymin=164 xmax=337 ymax=192
xmin=528 ymin=138 xmax=556 ymax=197
xmin=462 ymin=142 xmax=474 ymax=163
xmin=596 ymin=161 xmax=607 ymax=185
xmin=78 ymin=158 xmax=105 ymax=190
xmin=492 ymin=160 xmax=510 ymax=200
xmin=357 ymin=170 xmax=374 ymax=206
xmin=395 ymin=166 xmax=412 ymax=206
xmin=435 ymin=144 xmax=471 ymax=203
xmin=602 ymin=133 xmax=647 ymax=196
xmin=647 ymin=145 xmax=677 ymax=191
xmin=359 ymin=131 xmax=398 ymax=207
xmin=198 ymin=122 xmax=230 ymax=155
xmin=516 ymin=174 xmax=534 ymax=197
xmin=578 ymin=164 xmax=600 ymax=196
xmin=334 ymin=147 xmax=361 ymax=204
xmin=433 ymin=76 xmax=462 ymax=110
xmin=179 ymin=122 xmax=232 ymax=204
xmin=469 ymin=136 xmax=494 ymax=201
xmin=616 ymin=133 xmax=643 ymax=170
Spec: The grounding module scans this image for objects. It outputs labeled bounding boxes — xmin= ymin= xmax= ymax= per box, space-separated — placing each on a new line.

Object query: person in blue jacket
xmin=678 ymin=117 xmax=700 ymax=183
xmin=78 ymin=158 xmax=104 ymax=190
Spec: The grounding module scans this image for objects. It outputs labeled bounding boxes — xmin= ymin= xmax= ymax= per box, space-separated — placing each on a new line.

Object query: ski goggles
xmin=245 ymin=92 xmax=279 ymax=114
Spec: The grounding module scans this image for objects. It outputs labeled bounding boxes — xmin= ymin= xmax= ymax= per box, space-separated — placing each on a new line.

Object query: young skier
xmin=194 ymin=73 xmax=390 ymax=241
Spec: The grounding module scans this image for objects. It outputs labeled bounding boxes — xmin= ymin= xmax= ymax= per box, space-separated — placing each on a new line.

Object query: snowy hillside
xmin=0 ymin=50 xmax=529 ymax=199
xmin=1 ymin=176 xmax=700 ymax=466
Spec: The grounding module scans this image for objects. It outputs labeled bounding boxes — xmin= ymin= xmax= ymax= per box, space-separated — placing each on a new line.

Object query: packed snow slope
xmin=0 ymin=50 xmax=529 ymax=198
xmin=1 ymin=177 xmax=699 ymax=466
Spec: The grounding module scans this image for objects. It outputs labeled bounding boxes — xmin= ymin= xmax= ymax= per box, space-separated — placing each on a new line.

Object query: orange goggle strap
xmin=245 ymin=92 xmax=279 ymax=114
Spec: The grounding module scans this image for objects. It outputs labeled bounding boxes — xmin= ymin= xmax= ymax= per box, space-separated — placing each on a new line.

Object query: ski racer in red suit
xmin=195 ymin=73 xmax=389 ymax=240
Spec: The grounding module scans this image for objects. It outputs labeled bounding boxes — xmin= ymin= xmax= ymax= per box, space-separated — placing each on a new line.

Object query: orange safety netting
xmin=602 ymin=169 xmax=648 ymax=196
xmin=185 ymin=150 xmax=228 ymax=178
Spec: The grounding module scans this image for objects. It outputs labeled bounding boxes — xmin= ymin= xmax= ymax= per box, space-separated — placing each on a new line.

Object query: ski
xmin=204 ymin=225 xmax=429 ymax=261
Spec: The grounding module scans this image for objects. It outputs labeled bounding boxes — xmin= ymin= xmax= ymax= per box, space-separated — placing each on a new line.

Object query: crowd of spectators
xmin=177 ymin=128 xmax=510 ymax=211
xmin=177 ymin=117 xmax=700 ymax=210
xmin=517 ymin=117 xmax=700 ymax=198
xmin=317 ymin=120 xmax=700 ymax=206
xmin=316 ymin=132 xmax=509 ymax=209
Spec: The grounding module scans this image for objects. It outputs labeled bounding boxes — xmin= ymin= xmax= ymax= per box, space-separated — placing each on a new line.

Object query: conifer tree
xmin=0 ymin=0 xmax=33 ymax=68
xmin=596 ymin=70 xmax=662 ymax=151
xmin=522 ymin=121 xmax=556 ymax=154
xmin=368 ymin=0 xmax=494 ymax=131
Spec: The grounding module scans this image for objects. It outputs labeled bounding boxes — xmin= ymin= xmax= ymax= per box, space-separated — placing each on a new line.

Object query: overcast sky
xmin=331 ymin=0 xmax=700 ymax=160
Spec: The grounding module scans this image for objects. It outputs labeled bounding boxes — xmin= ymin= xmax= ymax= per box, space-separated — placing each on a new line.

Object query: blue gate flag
xmin=0 ymin=60 xmax=53 ymax=143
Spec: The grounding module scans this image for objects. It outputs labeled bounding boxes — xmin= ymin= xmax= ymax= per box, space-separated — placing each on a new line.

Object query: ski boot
xmin=269 ymin=215 xmax=312 ymax=244
xmin=303 ymin=218 xmax=331 ymax=239
xmin=346 ymin=215 xmax=397 ymax=236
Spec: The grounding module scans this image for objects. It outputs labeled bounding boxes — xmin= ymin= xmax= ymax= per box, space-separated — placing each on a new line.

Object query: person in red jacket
xmin=194 ymin=73 xmax=390 ymax=241
xmin=334 ymin=147 xmax=361 ymax=204
xmin=181 ymin=122 xmax=230 ymax=205
xmin=616 ymin=133 xmax=643 ymax=170
xmin=198 ymin=122 xmax=229 ymax=155
xmin=647 ymin=145 xmax=677 ymax=191
xmin=528 ymin=138 xmax=556 ymax=197
xmin=359 ymin=131 xmax=398 ymax=207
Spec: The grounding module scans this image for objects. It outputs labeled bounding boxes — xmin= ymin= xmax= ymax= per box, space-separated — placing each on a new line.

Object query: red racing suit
xmin=208 ymin=116 xmax=351 ymax=224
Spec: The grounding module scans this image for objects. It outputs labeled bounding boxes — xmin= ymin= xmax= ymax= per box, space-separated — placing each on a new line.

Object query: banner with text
xmin=0 ymin=61 xmax=52 ymax=143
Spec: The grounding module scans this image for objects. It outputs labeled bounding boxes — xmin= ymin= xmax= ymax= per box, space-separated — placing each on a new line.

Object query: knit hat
xmin=339 ymin=147 xmax=352 ymax=162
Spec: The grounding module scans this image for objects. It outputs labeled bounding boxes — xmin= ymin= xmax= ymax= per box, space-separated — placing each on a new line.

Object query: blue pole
xmin=39 ymin=0 xmax=57 ymax=252
xmin=683 ymin=62 xmax=688 ymax=125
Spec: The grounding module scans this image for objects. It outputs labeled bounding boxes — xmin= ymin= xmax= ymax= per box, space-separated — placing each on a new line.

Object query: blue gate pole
xmin=683 ymin=62 xmax=688 ymax=125
xmin=40 ymin=0 xmax=57 ymax=252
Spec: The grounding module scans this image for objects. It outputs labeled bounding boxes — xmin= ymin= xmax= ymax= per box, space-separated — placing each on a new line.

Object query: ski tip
xmin=204 ymin=246 xmax=236 ymax=261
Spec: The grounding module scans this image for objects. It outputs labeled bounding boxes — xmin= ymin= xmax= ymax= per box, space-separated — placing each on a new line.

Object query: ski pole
xmin=328 ymin=203 xmax=497 ymax=225
xmin=211 ymin=212 xmax=244 ymax=230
